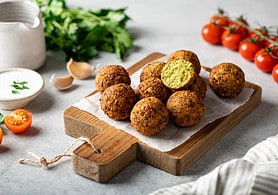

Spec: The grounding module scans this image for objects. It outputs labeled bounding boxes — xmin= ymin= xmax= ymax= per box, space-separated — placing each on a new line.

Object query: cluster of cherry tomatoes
xmin=0 ymin=109 xmax=32 ymax=144
xmin=201 ymin=8 xmax=278 ymax=83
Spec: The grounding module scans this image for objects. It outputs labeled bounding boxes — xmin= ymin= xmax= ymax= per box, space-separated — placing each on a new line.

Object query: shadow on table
xmin=0 ymin=145 xmax=9 ymax=153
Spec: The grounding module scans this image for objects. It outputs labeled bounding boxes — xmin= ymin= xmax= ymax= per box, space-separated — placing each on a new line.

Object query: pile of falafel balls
xmin=95 ymin=50 xmax=245 ymax=136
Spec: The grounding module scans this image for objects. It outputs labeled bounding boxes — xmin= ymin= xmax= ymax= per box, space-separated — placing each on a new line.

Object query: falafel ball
xmin=166 ymin=90 xmax=205 ymax=127
xmin=161 ymin=59 xmax=197 ymax=90
xmin=130 ymin=97 xmax=169 ymax=136
xmin=209 ymin=62 xmax=245 ymax=98
xmin=95 ymin=65 xmax=131 ymax=93
xmin=100 ymin=83 xmax=136 ymax=120
xmin=140 ymin=61 xmax=166 ymax=82
xmin=136 ymin=77 xmax=171 ymax=104
xmin=185 ymin=75 xmax=207 ymax=99
xmin=167 ymin=50 xmax=201 ymax=74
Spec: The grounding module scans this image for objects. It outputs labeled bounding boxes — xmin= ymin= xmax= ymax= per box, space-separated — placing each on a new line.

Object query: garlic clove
xmin=50 ymin=74 xmax=74 ymax=90
xmin=66 ymin=58 xmax=96 ymax=79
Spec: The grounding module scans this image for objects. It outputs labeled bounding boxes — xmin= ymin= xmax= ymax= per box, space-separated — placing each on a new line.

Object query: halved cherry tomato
xmin=4 ymin=109 xmax=32 ymax=134
xmin=0 ymin=128 xmax=3 ymax=144
xmin=254 ymin=47 xmax=278 ymax=73
xmin=201 ymin=23 xmax=224 ymax=45
xmin=239 ymin=38 xmax=261 ymax=61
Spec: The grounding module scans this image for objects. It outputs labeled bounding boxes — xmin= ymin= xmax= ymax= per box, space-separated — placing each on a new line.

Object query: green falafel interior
xmin=161 ymin=59 xmax=196 ymax=89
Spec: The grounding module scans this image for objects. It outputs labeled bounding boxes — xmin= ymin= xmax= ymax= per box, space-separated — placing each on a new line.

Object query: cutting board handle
xmin=72 ymin=127 xmax=138 ymax=182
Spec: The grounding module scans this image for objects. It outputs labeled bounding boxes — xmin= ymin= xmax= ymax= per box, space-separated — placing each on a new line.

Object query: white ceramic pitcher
xmin=0 ymin=0 xmax=46 ymax=70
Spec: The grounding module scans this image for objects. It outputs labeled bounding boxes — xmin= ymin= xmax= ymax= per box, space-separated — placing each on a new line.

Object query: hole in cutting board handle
xmin=94 ymin=149 xmax=101 ymax=154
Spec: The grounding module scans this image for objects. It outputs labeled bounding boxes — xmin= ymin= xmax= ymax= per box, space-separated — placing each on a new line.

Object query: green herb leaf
xmin=33 ymin=0 xmax=134 ymax=62
xmin=11 ymin=81 xmax=29 ymax=94
xmin=12 ymin=90 xmax=20 ymax=94
xmin=0 ymin=113 xmax=4 ymax=123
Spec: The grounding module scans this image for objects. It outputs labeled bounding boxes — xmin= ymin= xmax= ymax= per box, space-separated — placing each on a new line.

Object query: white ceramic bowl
xmin=0 ymin=68 xmax=44 ymax=110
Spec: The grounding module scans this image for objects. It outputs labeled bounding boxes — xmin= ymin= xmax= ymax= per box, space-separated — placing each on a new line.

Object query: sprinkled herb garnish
xmin=11 ymin=81 xmax=30 ymax=94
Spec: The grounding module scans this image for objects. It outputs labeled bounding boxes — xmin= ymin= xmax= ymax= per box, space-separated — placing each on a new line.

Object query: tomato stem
xmin=233 ymin=20 xmax=278 ymax=47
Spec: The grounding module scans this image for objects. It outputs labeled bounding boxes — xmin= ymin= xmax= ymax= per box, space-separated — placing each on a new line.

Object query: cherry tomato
xmin=239 ymin=38 xmax=261 ymax=61
xmin=210 ymin=15 xmax=229 ymax=27
xmin=209 ymin=8 xmax=230 ymax=27
xmin=201 ymin=23 xmax=224 ymax=45
xmin=266 ymin=36 xmax=278 ymax=48
xmin=0 ymin=128 xmax=3 ymax=144
xmin=222 ymin=28 xmax=246 ymax=50
xmin=272 ymin=64 xmax=278 ymax=83
xmin=249 ymin=27 xmax=268 ymax=38
xmin=4 ymin=109 xmax=32 ymax=134
xmin=249 ymin=27 xmax=269 ymax=48
xmin=254 ymin=47 xmax=278 ymax=73
xmin=229 ymin=16 xmax=249 ymax=38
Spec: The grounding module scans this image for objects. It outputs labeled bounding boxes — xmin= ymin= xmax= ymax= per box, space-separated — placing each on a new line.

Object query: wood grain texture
xmin=63 ymin=52 xmax=262 ymax=182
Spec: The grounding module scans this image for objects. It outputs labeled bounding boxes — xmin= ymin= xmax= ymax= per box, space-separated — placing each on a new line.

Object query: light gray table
xmin=1 ymin=0 xmax=278 ymax=194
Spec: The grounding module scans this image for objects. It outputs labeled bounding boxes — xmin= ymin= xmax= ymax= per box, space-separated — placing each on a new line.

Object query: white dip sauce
xmin=0 ymin=68 xmax=44 ymax=100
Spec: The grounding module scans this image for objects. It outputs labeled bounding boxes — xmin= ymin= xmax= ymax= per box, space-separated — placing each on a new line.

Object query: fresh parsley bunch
xmin=34 ymin=0 xmax=133 ymax=61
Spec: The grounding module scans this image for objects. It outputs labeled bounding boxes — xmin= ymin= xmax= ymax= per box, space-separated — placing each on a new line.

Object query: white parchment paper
xmin=73 ymin=59 xmax=254 ymax=152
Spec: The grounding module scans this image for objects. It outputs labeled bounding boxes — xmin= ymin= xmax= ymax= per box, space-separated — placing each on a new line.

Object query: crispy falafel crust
xmin=166 ymin=90 xmax=205 ymax=127
xmin=171 ymin=75 xmax=207 ymax=99
xmin=95 ymin=65 xmax=131 ymax=94
xmin=209 ymin=62 xmax=245 ymax=98
xmin=100 ymin=83 xmax=136 ymax=120
xmin=136 ymin=77 xmax=171 ymax=104
xmin=140 ymin=61 xmax=166 ymax=82
xmin=185 ymin=75 xmax=207 ymax=99
xmin=130 ymin=97 xmax=169 ymax=136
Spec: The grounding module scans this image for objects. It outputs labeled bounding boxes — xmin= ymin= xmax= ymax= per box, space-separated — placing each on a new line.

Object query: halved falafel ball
xmin=167 ymin=50 xmax=201 ymax=74
xmin=161 ymin=59 xmax=197 ymax=90
xmin=95 ymin=65 xmax=131 ymax=93
xmin=136 ymin=77 xmax=171 ymax=104
xmin=166 ymin=90 xmax=205 ymax=127
xmin=100 ymin=83 xmax=136 ymax=120
xmin=209 ymin=62 xmax=245 ymax=98
xmin=130 ymin=97 xmax=169 ymax=136
xmin=140 ymin=61 xmax=166 ymax=82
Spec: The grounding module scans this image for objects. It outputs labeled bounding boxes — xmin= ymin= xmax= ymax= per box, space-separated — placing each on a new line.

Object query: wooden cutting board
xmin=63 ymin=52 xmax=262 ymax=182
